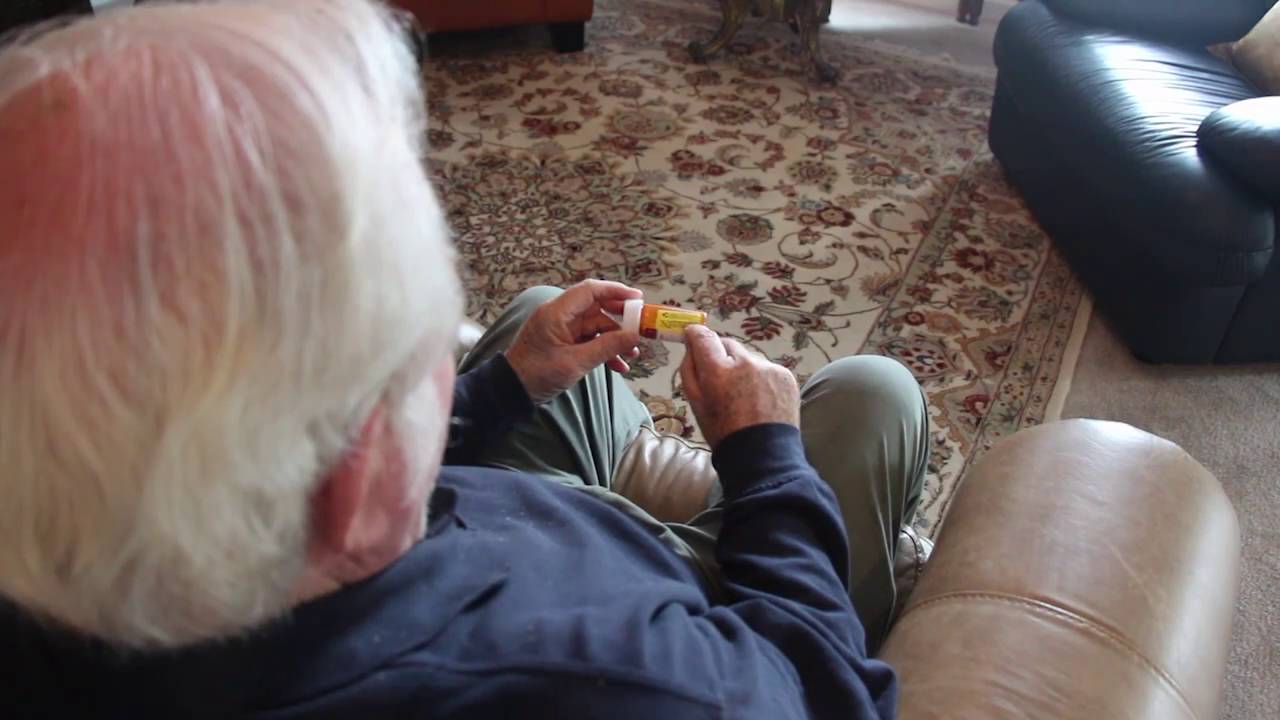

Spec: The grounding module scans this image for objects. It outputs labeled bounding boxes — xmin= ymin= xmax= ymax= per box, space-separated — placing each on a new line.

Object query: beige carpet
xmin=425 ymin=0 xmax=1088 ymax=536
xmin=1063 ymin=319 xmax=1280 ymax=720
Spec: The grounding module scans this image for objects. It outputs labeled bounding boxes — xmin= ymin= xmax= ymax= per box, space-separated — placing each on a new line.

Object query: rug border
xmin=1043 ymin=292 xmax=1093 ymax=422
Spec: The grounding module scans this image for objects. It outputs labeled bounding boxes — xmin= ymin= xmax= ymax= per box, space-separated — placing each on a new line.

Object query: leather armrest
xmin=880 ymin=420 xmax=1240 ymax=720
xmin=1199 ymin=97 xmax=1280 ymax=205
xmin=1043 ymin=0 xmax=1269 ymax=44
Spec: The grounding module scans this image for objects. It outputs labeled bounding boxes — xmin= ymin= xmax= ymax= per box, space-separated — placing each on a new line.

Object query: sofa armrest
xmin=1043 ymin=0 xmax=1270 ymax=44
xmin=1199 ymin=97 xmax=1280 ymax=205
xmin=880 ymin=420 xmax=1240 ymax=720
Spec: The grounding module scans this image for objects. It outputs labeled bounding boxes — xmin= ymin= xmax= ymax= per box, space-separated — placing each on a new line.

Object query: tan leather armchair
xmin=613 ymin=419 xmax=1240 ymax=719
xmin=389 ymin=0 xmax=593 ymax=52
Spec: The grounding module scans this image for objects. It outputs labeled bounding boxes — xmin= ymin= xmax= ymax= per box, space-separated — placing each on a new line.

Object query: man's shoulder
xmin=434 ymin=464 xmax=633 ymax=522
xmin=437 ymin=463 xmax=545 ymax=489
xmin=434 ymin=464 xmax=601 ymax=523
xmin=341 ymin=659 xmax=724 ymax=720
xmin=436 ymin=464 xmax=566 ymax=498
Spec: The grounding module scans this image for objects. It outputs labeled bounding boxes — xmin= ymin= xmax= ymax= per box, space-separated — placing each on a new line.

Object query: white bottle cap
xmin=621 ymin=298 xmax=643 ymax=335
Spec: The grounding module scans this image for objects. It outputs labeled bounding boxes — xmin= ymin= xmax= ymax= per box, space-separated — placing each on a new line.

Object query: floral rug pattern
xmin=423 ymin=0 xmax=1087 ymax=535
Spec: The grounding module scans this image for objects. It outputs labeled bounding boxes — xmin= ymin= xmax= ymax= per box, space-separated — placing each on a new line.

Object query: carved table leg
xmin=688 ymin=0 xmax=748 ymax=62
xmin=797 ymin=0 xmax=838 ymax=82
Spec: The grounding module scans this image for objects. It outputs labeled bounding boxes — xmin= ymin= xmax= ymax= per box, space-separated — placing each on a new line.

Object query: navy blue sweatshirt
xmin=0 ymin=356 xmax=896 ymax=719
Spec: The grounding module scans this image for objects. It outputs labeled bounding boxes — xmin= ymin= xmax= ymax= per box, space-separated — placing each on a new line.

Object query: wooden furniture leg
xmin=549 ymin=21 xmax=585 ymax=53
xmin=688 ymin=0 xmax=747 ymax=63
xmin=957 ymin=0 xmax=983 ymax=26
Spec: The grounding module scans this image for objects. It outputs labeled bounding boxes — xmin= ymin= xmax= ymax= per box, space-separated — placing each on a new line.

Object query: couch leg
xmin=549 ymin=21 xmax=585 ymax=53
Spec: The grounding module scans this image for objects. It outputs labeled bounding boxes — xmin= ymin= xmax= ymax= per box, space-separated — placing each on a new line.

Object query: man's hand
xmin=679 ymin=324 xmax=800 ymax=450
xmin=504 ymin=280 xmax=643 ymax=404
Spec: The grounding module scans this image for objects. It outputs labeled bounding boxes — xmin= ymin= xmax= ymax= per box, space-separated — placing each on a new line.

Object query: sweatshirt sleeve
xmin=706 ymin=422 xmax=898 ymax=718
xmin=443 ymin=354 xmax=535 ymax=466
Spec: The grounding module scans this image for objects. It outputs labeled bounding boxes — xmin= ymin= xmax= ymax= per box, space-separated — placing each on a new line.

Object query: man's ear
xmin=308 ymin=404 xmax=389 ymax=556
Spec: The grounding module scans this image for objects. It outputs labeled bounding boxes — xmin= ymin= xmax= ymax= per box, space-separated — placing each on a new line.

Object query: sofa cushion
xmin=994 ymin=0 xmax=1273 ymax=286
xmin=1233 ymin=2 xmax=1280 ymax=94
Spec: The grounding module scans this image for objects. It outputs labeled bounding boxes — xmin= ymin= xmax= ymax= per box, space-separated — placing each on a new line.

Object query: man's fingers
xmin=582 ymin=279 xmax=644 ymax=314
xmin=562 ymin=279 xmax=643 ymax=316
xmin=683 ymin=324 xmax=728 ymax=372
xmin=573 ymin=328 xmax=642 ymax=369
xmin=679 ymin=349 xmax=703 ymax=408
xmin=721 ymin=336 xmax=756 ymax=361
xmin=607 ymin=356 xmax=630 ymax=374
xmin=576 ymin=311 xmax=621 ymax=340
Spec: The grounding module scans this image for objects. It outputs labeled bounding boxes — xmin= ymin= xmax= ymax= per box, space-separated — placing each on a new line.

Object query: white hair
xmin=0 ymin=0 xmax=461 ymax=649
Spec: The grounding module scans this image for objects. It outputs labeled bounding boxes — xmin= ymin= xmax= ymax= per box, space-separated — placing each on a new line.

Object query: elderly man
xmin=0 ymin=1 xmax=928 ymax=718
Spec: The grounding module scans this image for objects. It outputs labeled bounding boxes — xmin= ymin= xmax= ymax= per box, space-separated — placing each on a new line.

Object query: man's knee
xmin=801 ymin=355 xmax=925 ymax=432
xmin=466 ymin=286 xmax=564 ymax=364
xmin=498 ymin=286 xmax=563 ymax=328
xmin=512 ymin=283 xmax=563 ymax=308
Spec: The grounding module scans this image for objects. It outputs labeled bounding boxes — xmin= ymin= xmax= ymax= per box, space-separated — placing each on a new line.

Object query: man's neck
xmin=290 ymin=504 xmax=428 ymax=606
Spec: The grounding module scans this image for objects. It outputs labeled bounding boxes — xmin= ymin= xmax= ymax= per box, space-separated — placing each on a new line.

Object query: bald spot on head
xmin=1 ymin=49 xmax=201 ymax=301
xmin=0 ymin=67 xmax=98 ymax=298
xmin=0 ymin=32 xmax=328 ymax=325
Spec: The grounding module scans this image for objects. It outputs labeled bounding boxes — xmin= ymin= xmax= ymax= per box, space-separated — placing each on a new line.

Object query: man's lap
xmin=459 ymin=287 xmax=927 ymax=653
xmin=458 ymin=286 xmax=652 ymax=488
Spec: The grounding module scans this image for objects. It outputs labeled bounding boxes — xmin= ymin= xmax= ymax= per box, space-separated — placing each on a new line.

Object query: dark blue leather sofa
xmin=990 ymin=0 xmax=1279 ymax=362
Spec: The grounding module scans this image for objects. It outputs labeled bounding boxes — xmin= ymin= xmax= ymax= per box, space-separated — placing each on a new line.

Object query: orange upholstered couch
xmin=390 ymin=0 xmax=594 ymax=52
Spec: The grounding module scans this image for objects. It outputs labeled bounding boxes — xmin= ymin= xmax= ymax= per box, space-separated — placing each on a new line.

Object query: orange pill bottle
xmin=620 ymin=299 xmax=708 ymax=343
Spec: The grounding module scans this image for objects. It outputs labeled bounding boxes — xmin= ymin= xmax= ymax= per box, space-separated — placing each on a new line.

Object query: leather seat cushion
xmin=994 ymin=1 xmax=1273 ymax=285
xmin=612 ymin=426 xmax=932 ymax=609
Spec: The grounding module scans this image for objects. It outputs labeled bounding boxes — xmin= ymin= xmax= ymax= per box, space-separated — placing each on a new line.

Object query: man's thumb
xmin=683 ymin=324 xmax=727 ymax=372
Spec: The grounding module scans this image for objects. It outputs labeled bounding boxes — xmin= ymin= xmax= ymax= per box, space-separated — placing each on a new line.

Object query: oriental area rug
xmin=422 ymin=0 xmax=1091 ymax=535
